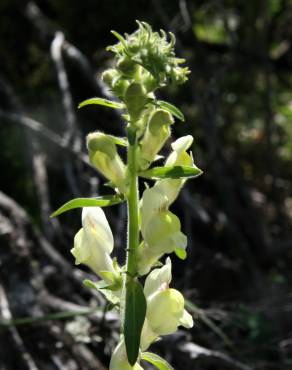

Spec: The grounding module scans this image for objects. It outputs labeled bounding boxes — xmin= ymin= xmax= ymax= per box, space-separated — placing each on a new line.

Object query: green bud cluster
xmin=107 ymin=21 xmax=190 ymax=88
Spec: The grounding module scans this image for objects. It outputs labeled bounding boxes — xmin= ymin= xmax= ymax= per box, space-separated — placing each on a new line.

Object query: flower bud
xmin=107 ymin=22 xmax=190 ymax=87
xmin=87 ymin=132 xmax=126 ymax=193
xmin=102 ymin=68 xmax=120 ymax=87
xmin=109 ymin=338 xmax=143 ymax=370
xmin=71 ymin=207 xmax=116 ymax=280
xmin=113 ymin=78 xmax=130 ymax=98
xmin=102 ymin=69 xmax=129 ymax=98
xmin=143 ymin=73 xmax=158 ymax=92
xmin=138 ymin=109 xmax=173 ymax=170
xmin=117 ymin=57 xmax=137 ymax=76
xmin=124 ymin=82 xmax=147 ymax=120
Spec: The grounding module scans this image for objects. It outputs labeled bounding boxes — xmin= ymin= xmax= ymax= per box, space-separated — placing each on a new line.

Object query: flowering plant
xmin=52 ymin=21 xmax=202 ymax=370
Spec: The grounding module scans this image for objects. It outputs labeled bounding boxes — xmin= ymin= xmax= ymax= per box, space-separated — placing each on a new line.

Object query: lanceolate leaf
xmin=141 ymin=352 xmax=174 ymax=370
xmin=78 ymin=97 xmax=124 ymax=110
xmin=50 ymin=195 xmax=123 ymax=218
xmin=83 ymin=279 xmax=120 ymax=305
xmin=139 ymin=165 xmax=203 ymax=180
xmin=156 ymin=100 xmax=185 ymax=122
xmin=124 ymin=279 xmax=146 ymax=365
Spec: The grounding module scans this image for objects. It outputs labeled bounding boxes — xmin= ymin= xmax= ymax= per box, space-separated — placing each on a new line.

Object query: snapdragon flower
xmin=109 ymin=339 xmax=143 ymax=370
xmin=135 ymin=135 xmax=200 ymax=274
xmin=137 ymin=204 xmax=187 ymax=275
xmin=140 ymin=258 xmax=193 ymax=350
xmin=71 ymin=207 xmax=119 ymax=283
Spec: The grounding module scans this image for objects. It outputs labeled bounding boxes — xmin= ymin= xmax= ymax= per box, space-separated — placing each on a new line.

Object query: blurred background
xmin=1 ymin=1 xmax=292 ymax=369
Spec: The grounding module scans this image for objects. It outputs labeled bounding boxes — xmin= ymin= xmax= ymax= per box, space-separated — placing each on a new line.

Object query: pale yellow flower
xmin=140 ymin=258 xmax=193 ymax=350
xmin=155 ymin=135 xmax=195 ymax=204
xmin=71 ymin=207 xmax=116 ymax=281
xmin=87 ymin=132 xmax=126 ymax=194
xmin=109 ymin=338 xmax=143 ymax=370
xmin=137 ymin=182 xmax=187 ymax=275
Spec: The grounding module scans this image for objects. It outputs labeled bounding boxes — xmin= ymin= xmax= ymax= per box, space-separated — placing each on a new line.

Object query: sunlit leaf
xmin=78 ymin=97 xmax=124 ymax=110
xmin=50 ymin=195 xmax=123 ymax=217
xmin=156 ymin=100 xmax=185 ymax=121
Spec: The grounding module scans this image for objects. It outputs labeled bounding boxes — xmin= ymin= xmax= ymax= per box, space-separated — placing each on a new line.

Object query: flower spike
xmin=59 ymin=21 xmax=202 ymax=369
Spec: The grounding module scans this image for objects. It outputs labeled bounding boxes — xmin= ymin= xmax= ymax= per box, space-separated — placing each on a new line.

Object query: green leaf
xmin=141 ymin=352 xmax=174 ymax=370
xmin=78 ymin=97 xmax=124 ymax=110
xmin=124 ymin=278 xmax=146 ymax=365
xmin=175 ymin=248 xmax=187 ymax=260
xmin=83 ymin=279 xmax=120 ymax=305
xmin=50 ymin=195 xmax=123 ymax=218
xmin=156 ymin=100 xmax=185 ymax=122
xmin=83 ymin=277 xmax=117 ymax=291
xmin=139 ymin=165 xmax=203 ymax=180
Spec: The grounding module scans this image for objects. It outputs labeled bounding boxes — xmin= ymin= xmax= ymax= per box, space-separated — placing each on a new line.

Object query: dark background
xmin=1 ymin=1 xmax=292 ymax=369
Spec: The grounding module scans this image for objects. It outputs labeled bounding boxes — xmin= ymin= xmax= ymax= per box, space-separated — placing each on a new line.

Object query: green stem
xmin=126 ymin=132 xmax=139 ymax=276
